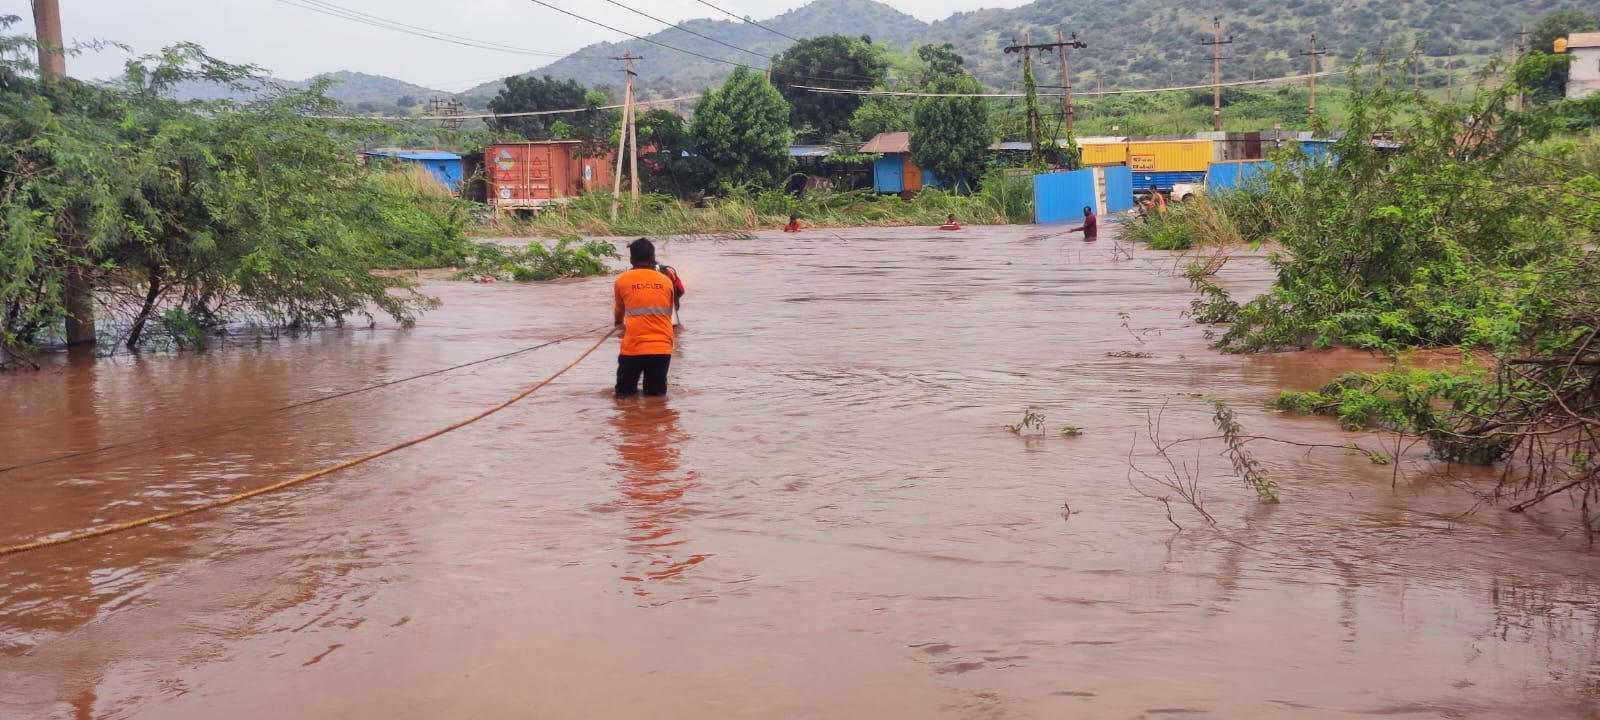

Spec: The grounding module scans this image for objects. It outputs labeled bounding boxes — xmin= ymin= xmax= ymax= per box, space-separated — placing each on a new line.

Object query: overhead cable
xmin=599 ymin=0 xmax=771 ymax=61
xmin=274 ymin=0 xmax=571 ymax=58
xmin=692 ymin=0 xmax=801 ymax=42
xmin=788 ymin=71 xmax=1339 ymax=99
xmin=524 ymin=0 xmax=755 ymax=69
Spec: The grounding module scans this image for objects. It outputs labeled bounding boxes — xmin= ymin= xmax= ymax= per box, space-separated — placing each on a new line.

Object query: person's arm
xmin=613 ymin=282 xmax=625 ymax=326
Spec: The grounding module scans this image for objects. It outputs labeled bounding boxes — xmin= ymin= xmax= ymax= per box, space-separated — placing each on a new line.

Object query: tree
xmin=488 ymin=74 xmax=588 ymax=140
xmin=689 ymin=66 xmax=792 ymax=189
xmin=1530 ymin=9 xmax=1600 ymax=102
xmin=850 ymin=96 xmax=914 ymax=139
xmin=635 ymin=108 xmax=713 ymax=197
xmin=911 ymin=74 xmax=992 ymax=190
xmin=0 ymin=32 xmax=451 ymax=360
xmin=916 ymin=43 xmax=965 ymax=86
xmin=769 ymin=34 xmax=888 ymax=141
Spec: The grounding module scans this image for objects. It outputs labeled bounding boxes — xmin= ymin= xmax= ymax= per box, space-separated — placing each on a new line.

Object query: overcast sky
xmin=13 ymin=0 xmax=1028 ymax=91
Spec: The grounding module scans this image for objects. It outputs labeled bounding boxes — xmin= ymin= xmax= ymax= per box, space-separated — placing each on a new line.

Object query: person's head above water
xmin=628 ymin=237 xmax=656 ymax=268
xmin=789 ymin=214 xmax=798 ymax=222
xmin=946 ymin=214 xmax=956 ymax=223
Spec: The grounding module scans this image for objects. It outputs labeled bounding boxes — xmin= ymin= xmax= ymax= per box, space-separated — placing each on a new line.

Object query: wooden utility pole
xmin=1447 ymin=50 xmax=1454 ymax=102
xmin=1200 ymin=17 xmax=1234 ymax=131
xmin=1055 ymin=30 xmax=1087 ymax=135
xmin=1411 ymin=39 xmax=1421 ymax=99
xmin=34 ymin=0 xmax=93 ymax=347
xmin=1299 ymin=34 xmax=1327 ymax=122
xmin=1515 ymin=24 xmax=1530 ymax=110
xmin=1004 ymin=31 xmax=1087 ymax=164
xmin=627 ymin=84 xmax=639 ymax=204
xmin=610 ymin=50 xmax=639 ymax=221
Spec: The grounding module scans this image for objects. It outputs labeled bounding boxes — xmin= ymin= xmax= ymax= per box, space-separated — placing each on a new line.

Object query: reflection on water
xmin=608 ymin=399 xmax=706 ymax=596
xmin=4 ymin=227 xmax=1600 ymax=718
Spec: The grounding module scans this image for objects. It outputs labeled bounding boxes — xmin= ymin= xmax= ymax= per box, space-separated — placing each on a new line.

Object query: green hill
xmin=464 ymin=0 xmax=1555 ymax=101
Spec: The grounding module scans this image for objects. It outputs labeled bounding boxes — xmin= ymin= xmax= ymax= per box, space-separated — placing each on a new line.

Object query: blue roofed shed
xmin=362 ymin=149 xmax=464 ymax=191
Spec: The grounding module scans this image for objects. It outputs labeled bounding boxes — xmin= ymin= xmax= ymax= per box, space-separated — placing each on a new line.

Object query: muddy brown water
xmin=3 ymin=225 xmax=1600 ymax=719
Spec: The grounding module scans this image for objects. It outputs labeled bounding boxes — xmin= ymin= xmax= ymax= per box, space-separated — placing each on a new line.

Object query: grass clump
xmin=454 ymin=236 xmax=620 ymax=281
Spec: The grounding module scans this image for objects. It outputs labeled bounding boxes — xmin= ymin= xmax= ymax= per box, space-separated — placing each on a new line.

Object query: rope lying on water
xmin=0 ymin=326 xmax=612 ymax=475
xmin=0 ymin=327 xmax=617 ymax=558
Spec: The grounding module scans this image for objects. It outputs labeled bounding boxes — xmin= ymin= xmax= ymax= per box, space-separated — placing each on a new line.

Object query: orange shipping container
xmin=486 ymin=141 xmax=615 ymax=210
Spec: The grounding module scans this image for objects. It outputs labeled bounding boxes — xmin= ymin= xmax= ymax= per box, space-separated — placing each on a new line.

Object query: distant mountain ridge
xmin=178 ymin=0 xmax=1565 ymax=107
xmin=171 ymin=70 xmax=448 ymax=108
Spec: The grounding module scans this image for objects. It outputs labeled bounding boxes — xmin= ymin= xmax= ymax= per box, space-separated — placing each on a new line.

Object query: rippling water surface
xmin=4 ymin=225 xmax=1599 ymax=719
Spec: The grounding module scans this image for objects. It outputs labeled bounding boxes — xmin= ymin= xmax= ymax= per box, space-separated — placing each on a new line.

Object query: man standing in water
xmin=614 ymin=238 xmax=677 ymax=398
xmin=1068 ymin=205 xmax=1097 ymax=241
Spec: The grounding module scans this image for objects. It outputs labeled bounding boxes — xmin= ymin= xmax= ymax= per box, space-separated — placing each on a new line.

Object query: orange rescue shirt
xmin=614 ymin=267 xmax=676 ymax=356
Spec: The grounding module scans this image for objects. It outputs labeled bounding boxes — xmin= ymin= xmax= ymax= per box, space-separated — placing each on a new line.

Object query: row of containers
xmin=367 ymin=132 xmax=1331 ymax=223
xmin=361 ymin=141 xmax=616 ymax=211
xmin=865 ymin=131 xmax=1330 ymax=224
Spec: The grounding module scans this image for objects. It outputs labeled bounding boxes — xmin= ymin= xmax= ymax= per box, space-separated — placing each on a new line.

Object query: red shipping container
xmin=486 ymin=141 xmax=615 ymax=210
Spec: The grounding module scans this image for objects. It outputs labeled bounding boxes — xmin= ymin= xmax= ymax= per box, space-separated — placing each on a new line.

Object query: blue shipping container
xmin=1034 ymin=169 xmax=1096 ymax=224
xmin=1131 ymin=170 xmax=1205 ymax=192
xmin=364 ymin=150 xmax=464 ymax=190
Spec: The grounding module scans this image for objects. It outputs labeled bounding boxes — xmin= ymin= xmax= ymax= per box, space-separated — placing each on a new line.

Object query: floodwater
xmin=3 ymin=225 xmax=1600 ymax=720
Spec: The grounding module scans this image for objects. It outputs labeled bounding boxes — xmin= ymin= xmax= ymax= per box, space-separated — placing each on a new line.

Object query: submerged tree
xmin=1 ymin=24 xmax=455 ymax=360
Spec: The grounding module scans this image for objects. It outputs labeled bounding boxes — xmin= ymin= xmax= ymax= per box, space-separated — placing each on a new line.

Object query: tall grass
xmin=1121 ymin=189 xmax=1274 ymax=250
xmin=492 ymin=169 xmax=1035 ymax=238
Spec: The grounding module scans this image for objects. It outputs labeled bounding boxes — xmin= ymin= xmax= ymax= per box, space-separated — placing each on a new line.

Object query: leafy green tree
xmin=0 ymin=28 xmax=453 ymax=359
xmin=488 ymin=74 xmax=589 ymax=140
xmin=689 ymin=66 xmax=792 ymax=189
xmin=635 ymin=108 xmax=713 ymax=197
xmin=916 ymin=43 xmax=965 ymax=86
xmin=770 ymin=34 xmax=888 ymax=141
xmin=911 ymin=75 xmax=991 ymax=191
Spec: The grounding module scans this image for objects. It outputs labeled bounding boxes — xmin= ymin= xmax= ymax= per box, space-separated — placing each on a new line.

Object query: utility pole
xmin=1004 ymin=31 xmax=1087 ymax=165
xmin=34 ymin=0 xmax=93 ymax=347
xmin=1299 ymin=34 xmax=1327 ymax=123
xmin=1200 ymin=17 xmax=1233 ymax=131
xmin=429 ymin=97 xmax=444 ymax=151
xmin=1515 ymin=24 xmax=1530 ymax=110
xmin=610 ymin=50 xmax=639 ymax=221
xmin=1410 ymin=39 xmax=1421 ymax=99
xmin=1447 ymin=50 xmax=1454 ymax=102
xmin=1055 ymin=30 xmax=1087 ymax=135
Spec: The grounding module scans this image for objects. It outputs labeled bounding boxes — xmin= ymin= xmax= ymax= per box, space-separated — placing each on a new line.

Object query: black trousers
xmin=616 ymin=354 xmax=672 ymax=398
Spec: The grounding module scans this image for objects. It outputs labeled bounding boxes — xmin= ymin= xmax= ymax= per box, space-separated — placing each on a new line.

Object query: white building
xmin=1567 ymin=32 xmax=1600 ymax=100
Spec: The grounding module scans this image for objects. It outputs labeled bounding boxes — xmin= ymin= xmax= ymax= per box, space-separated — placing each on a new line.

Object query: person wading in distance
xmin=614 ymin=238 xmax=677 ymax=398
xmin=1068 ymin=206 xmax=1097 ymax=241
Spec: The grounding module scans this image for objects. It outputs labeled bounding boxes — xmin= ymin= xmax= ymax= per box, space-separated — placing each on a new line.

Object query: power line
xmin=273 ymin=0 xmax=570 ymax=58
xmin=692 ymin=0 xmax=800 ymax=42
xmin=788 ymin=71 xmax=1337 ymax=99
xmin=599 ymin=0 xmax=771 ymax=61
xmin=324 ymin=94 xmax=701 ymax=121
xmin=524 ymin=0 xmax=754 ymax=69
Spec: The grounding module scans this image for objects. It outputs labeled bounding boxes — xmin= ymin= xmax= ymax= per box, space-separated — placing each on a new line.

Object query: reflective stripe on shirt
xmin=625 ymin=306 xmax=674 ymax=317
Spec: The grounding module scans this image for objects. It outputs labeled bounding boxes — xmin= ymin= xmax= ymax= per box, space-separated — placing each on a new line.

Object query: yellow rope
xmin=0 ymin=328 xmax=617 ymax=558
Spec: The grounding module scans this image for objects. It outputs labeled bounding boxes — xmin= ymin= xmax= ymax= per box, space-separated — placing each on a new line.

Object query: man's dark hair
xmin=1083 ymin=206 xmax=1094 ymax=216
xmin=628 ymin=237 xmax=656 ymax=265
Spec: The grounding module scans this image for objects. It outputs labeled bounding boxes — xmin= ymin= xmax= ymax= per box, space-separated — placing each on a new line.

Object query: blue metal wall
xmin=1206 ymin=161 xmax=1273 ymax=193
xmin=1103 ymin=166 xmax=1134 ymax=212
xmin=873 ymin=156 xmax=904 ymax=193
xmin=1034 ymin=169 xmax=1096 ymax=224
